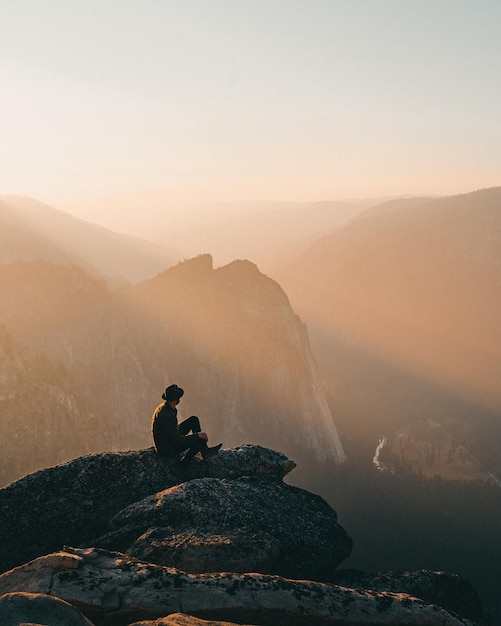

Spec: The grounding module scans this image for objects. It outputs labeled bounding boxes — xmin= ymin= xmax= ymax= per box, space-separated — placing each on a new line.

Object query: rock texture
xmin=0 ymin=547 xmax=475 ymax=626
xmin=93 ymin=476 xmax=352 ymax=580
xmin=126 ymin=527 xmax=279 ymax=578
xmin=0 ymin=445 xmax=293 ymax=573
xmin=0 ymin=591 xmax=94 ymax=626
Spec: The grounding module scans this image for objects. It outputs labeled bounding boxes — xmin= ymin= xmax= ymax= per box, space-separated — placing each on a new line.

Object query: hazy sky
xmin=1 ymin=0 xmax=500 ymax=225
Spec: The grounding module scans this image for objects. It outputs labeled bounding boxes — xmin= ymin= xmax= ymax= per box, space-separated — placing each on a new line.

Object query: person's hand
xmin=198 ymin=432 xmax=208 ymax=441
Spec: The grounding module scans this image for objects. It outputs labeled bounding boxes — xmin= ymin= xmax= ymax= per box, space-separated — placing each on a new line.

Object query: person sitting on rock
xmin=152 ymin=384 xmax=222 ymax=464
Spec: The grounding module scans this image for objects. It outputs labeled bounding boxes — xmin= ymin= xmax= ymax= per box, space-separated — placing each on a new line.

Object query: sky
xmin=1 ymin=0 xmax=500 ymax=228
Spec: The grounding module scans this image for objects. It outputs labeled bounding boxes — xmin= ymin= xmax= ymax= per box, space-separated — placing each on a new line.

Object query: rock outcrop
xmin=0 ymin=547 xmax=475 ymax=626
xmin=0 ymin=445 xmax=485 ymax=625
xmin=0 ymin=445 xmax=293 ymax=573
xmin=93 ymin=476 xmax=352 ymax=580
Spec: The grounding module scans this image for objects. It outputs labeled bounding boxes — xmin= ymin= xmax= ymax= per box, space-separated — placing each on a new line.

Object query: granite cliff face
xmin=0 ymin=325 xmax=91 ymax=485
xmin=0 ymin=446 xmax=484 ymax=626
xmin=125 ymin=255 xmax=345 ymax=466
xmin=0 ymin=255 xmax=344 ymax=486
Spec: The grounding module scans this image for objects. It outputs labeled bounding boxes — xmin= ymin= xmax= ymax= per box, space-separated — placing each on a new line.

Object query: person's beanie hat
xmin=162 ymin=384 xmax=184 ymax=402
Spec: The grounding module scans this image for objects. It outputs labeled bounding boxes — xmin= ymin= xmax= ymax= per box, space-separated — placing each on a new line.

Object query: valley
xmin=2 ymin=188 xmax=501 ymax=622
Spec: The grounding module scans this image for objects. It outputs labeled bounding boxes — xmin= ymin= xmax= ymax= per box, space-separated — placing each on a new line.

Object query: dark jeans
xmin=179 ymin=415 xmax=202 ymax=437
xmin=172 ymin=415 xmax=206 ymax=459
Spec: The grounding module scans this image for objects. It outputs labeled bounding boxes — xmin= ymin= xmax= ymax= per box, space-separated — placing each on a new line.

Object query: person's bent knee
xmin=190 ymin=415 xmax=201 ymax=430
xmin=182 ymin=415 xmax=201 ymax=433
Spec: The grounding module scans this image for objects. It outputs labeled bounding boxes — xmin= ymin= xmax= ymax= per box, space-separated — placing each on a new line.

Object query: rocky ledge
xmin=0 ymin=445 xmax=485 ymax=625
xmin=92 ymin=475 xmax=352 ymax=580
xmin=0 ymin=445 xmax=294 ymax=573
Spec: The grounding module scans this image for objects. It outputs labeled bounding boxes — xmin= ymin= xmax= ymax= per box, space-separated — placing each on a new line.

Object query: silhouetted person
xmin=152 ymin=384 xmax=222 ymax=465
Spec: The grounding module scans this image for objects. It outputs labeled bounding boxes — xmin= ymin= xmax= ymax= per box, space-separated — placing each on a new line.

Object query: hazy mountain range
xmin=2 ymin=187 xmax=501 ymax=482
xmin=170 ymin=199 xmax=376 ymax=268
xmin=2 ymin=186 xmax=501 ymax=620
xmin=0 ymin=195 xmax=375 ymax=281
xmin=275 ymin=186 xmax=501 ymax=478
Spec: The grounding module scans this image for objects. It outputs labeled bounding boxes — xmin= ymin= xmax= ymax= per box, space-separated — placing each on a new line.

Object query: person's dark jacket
xmin=151 ymin=401 xmax=199 ymax=455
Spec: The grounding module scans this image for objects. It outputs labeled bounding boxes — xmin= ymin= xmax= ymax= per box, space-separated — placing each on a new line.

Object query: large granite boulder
xmin=0 ymin=591 xmax=95 ymax=626
xmin=0 ymin=547 xmax=475 ymax=626
xmin=0 ymin=445 xmax=294 ymax=573
xmin=93 ymin=476 xmax=352 ymax=580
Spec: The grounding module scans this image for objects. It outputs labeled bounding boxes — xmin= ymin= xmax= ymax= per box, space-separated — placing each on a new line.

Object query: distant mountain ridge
xmin=0 ymin=195 xmax=180 ymax=282
xmin=173 ymin=199 xmax=376 ymax=268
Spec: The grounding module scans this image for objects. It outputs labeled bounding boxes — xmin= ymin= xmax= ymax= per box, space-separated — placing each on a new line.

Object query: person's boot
xmin=201 ymin=443 xmax=222 ymax=461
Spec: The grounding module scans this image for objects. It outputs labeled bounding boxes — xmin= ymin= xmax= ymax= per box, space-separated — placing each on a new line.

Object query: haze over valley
xmin=2 ymin=188 xmax=501 ymax=483
xmin=2 ymin=2 xmax=501 ymax=623
xmin=275 ymin=187 xmax=501 ymax=478
xmin=3 ymin=186 xmax=501 ymax=621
